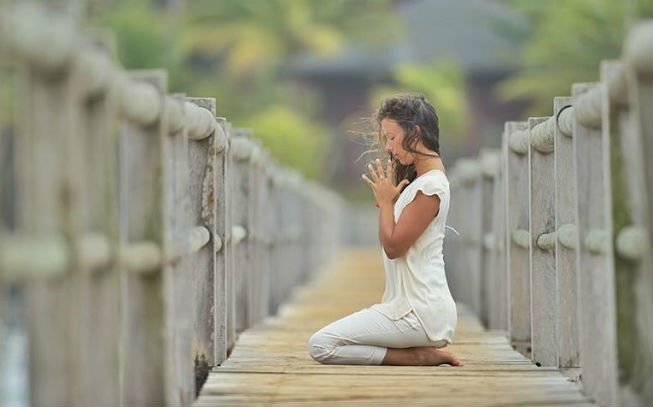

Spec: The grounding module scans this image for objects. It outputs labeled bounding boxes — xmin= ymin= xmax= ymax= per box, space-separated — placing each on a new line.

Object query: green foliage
xmin=496 ymin=0 xmax=653 ymax=115
xmin=91 ymin=2 xmax=185 ymax=90
xmin=247 ymin=106 xmax=327 ymax=179
xmin=369 ymin=59 xmax=468 ymax=147
xmin=91 ymin=0 xmax=399 ymax=180
xmin=183 ymin=0 xmax=400 ymax=76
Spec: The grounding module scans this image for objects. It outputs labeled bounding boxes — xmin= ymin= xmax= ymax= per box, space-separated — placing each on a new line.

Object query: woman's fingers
xmin=361 ymin=174 xmax=375 ymax=188
xmin=386 ymin=159 xmax=393 ymax=180
xmin=367 ymin=162 xmax=379 ymax=181
xmin=375 ymin=159 xmax=385 ymax=179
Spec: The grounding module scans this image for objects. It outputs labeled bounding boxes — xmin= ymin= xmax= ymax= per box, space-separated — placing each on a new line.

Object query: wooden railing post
xmin=504 ymin=121 xmax=531 ymax=355
xmin=444 ymin=169 xmax=462 ymax=301
xmin=611 ymin=34 xmax=653 ymax=402
xmin=77 ymin=40 xmax=121 ymax=407
xmin=119 ymin=69 xmax=168 ymax=407
xmin=163 ymin=92 xmax=191 ymax=404
xmin=572 ymin=82 xmax=618 ymax=406
xmin=528 ymin=116 xmax=558 ymax=367
xmin=17 ymin=32 xmax=85 ymax=407
xmin=479 ymin=149 xmax=499 ymax=328
xmin=229 ymin=128 xmax=252 ymax=334
xmin=553 ymin=96 xmax=581 ymax=370
xmin=213 ymin=117 xmax=230 ymax=365
xmin=249 ymin=139 xmax=271 ymax=326
xmin=480 ymin=149 xmax=507 ymax=331
xmin=455 ymin=159 xmax=482 ymax=314
xmin=184 ymin=96 xmax=221 ymax=395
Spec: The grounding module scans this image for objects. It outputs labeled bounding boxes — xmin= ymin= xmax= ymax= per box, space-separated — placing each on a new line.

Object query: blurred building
xmin=290 ymin=0 xmax=527 ymax=194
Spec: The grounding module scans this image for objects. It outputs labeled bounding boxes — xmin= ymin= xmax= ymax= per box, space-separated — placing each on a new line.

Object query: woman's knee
xmin=307 ymin=330 xmax=338 ymax=363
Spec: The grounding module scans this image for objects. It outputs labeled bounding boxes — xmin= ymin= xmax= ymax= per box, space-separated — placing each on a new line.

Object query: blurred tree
xmin=180 ymin=0 xmax=399 ymax=179
xmin=496 ymin=0 xmax=653 ymax=115
xmin=183 ymin=0 xmax=399 ymax=76
xmin=369 ymin=59 xmax=469 ymax=149
xmin=91 ymin=0 xmax=185 ymax=89
xmin=247 ymin=105 xmax=328 ymax=179
xmin=92 ymin=0 xmax=400 ymax=180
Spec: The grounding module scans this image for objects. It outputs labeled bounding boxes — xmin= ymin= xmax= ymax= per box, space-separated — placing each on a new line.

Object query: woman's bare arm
xmin=379 ymin=192 xmax=440 ymax=259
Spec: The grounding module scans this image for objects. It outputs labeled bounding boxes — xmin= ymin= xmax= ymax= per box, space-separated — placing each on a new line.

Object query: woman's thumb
xmin=399 ymin=179 xmax=410 ymax=188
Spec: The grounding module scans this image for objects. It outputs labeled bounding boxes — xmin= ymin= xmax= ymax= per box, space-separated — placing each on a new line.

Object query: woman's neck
xmin=414 ymin=155 xmax=443 ymax=176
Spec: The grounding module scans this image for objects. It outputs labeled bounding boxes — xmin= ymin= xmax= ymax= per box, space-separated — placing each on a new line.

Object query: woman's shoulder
xmin=410 ymin=169 xmax=448 ymax=189
xmin=397 ymin=170 xmax=448 ymax=206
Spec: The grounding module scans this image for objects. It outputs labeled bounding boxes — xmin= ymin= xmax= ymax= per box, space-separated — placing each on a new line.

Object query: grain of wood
xmin=19 ymin=60 xmax=83 ymax=407
xmin=120 ymin=70 xmax=167 ymax=407
xmin=504 ymin=121 xmax=532 ymax=353
xmin=187 ymin=97 xmax=218 ymax=383
xmin=553 ymin=97 xmax=581 ymax=369
xmin=572 ymin=82 xmax=618 ymax=406
xmin=618 ymin=61 xmax=653 ymax=405
xmin=528 ymin=116 xmax=558 ymax=368
xmin=77 ymin=56 xmax=121 ymax=407
xmin=194 ymin=249 xmax=596 ymax=407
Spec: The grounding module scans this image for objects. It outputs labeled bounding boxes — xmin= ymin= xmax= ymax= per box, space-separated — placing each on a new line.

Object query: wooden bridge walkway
xmin=195 ymin=249 xmax=596 ymax=407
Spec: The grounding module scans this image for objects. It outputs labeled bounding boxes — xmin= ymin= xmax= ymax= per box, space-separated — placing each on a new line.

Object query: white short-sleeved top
xmin=371 ymin=169 xmax=457 ymax=346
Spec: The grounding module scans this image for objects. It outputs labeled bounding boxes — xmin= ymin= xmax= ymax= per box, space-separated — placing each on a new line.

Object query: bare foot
xmin=415 ymin=346 xmax=463 ymax=367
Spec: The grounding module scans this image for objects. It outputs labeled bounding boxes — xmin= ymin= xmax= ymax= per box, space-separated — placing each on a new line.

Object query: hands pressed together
xmin=361 ymin=158 xmax=409 ymax=208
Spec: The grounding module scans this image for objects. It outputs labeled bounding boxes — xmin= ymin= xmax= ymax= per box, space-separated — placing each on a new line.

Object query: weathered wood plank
xmin=479 ymin=149 xmax=498 ymax=328
xmin=19 ymin=57 xmax=83 ymax=407
xmin=120 ymin=70 xmax=167 ymax=407
xmin=528 ymin=116 xmax=558 ymax=368
xmin=572 ymin=82 xmax=618 ymax=406
xmin=214 ymin=118 xmax=230 ymax=364
xmin=488 ymin=147 xmax=508 ymax=331
xmin=195 ymin=250 xmax=595 ymax=407
xmin=77 ymin=49 xmax=121 ymax=407
xmin=186 ymin=97 xmax=218 ymax=389
xmin=164 ymin=93 xmax=193 ymax=405
xmin=229 ymin=128 xmax=252 ymax=332
xmin=553 ymin=96 xmax=581 ymax=369
xmin=504 ymin=121 xmax=531 ymax=355
xmin=616 ymin=59 xmax=653 ymax=406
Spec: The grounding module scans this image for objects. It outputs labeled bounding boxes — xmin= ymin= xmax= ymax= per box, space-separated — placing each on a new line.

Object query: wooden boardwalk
xmin=195 ymin=249 xmax=597 ymax=407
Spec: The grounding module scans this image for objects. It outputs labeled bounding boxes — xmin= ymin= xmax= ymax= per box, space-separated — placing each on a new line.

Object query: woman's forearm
xmin=378 ymin=203 xmax=397 ymax=257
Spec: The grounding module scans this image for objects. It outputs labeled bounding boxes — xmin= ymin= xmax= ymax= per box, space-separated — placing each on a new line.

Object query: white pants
xmin=308 ymin=308 xmax=437 ymax=365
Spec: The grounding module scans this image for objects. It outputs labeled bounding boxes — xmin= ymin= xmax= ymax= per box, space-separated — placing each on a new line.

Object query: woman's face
xmin=381 ymin=118 xmax=414 ymax=165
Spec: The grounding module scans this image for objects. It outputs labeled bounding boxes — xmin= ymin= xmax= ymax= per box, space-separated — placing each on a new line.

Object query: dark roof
xmin=291 ymin=0 xmax=524 ymax=78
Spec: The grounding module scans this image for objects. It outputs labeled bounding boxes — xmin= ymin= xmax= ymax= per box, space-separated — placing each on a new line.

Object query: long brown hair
xmin=374 ymin=94 xmax=441 ymax=185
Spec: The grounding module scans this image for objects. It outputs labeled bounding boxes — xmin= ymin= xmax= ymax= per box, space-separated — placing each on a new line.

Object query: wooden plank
xmin=460 ymin=164 xmax=482 ymax=314
xmin=572 ymin=82 xmax=618 ymax=406
xmin=610 ymin=61 xmax=653 ymax=405
xmin=504 ymin=121 xmax=531 ymax=355
xmin=214 ymin=118 xmax=230 ymax=364
xmin=553 ymin=96 xmax=580 ymax=369
xmin=76 ymin=45 xmax=121 ymax=407
xmin=119 ymin=70 xmax=167 ymax=407
xmin=18 ymin=56 xmax=82 ymax=407
xmin=229 ymin=128 xmax=252 ymax=332
xmin=250 ymin=147 xmax=272 ymax=324
xmin=528 ymin=116 xmax=558 ymax=368
xmin=444 ymin=173 xmax=462 ymax=302
xmin=267 ymin=170 xmax=282 ymax=316
xmin=195 ymin=249 xmax=596 ymax=407
xmin=493 ymin=146 xmax=509 ymax=331
xmin=186 ymin=97 xmax=219 ymax=389
xmin=479 ymin=149 xmax=497 ymax=328
xmin=164 ymin=93 xmax=193 ymax=405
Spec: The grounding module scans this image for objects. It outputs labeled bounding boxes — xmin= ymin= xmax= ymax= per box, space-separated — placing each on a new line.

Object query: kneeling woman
xmin=308 ymin=94 xmax=462 ymax=367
